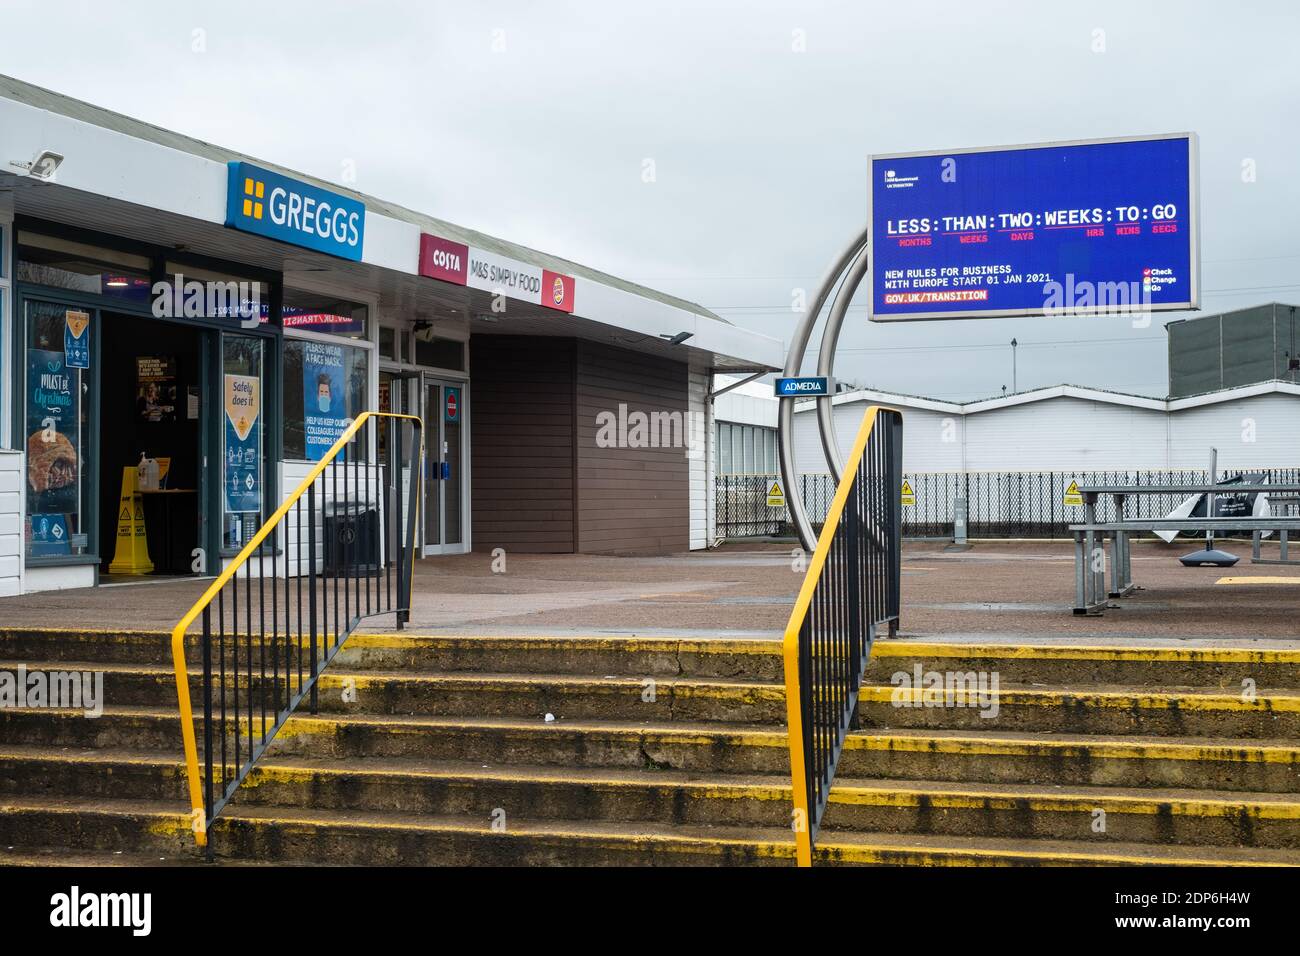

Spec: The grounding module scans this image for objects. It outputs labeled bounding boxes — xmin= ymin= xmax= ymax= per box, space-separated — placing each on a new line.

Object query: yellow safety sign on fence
xmin=900 ymin=479 xmax=916 ymax=507
xmin=108 ymin=466 xmax=153 ymax=575
xmin=766 ymin=480 xmax=786 ymax=508
xmin=1063 ymin=479 xmax=1084 ymax=507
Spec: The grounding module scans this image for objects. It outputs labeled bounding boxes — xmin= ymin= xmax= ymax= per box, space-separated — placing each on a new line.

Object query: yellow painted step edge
xmin=871 ymin=642 xmax=1300 ymax=664
xmin=860 ymin=685 xmax=1300 ymax=712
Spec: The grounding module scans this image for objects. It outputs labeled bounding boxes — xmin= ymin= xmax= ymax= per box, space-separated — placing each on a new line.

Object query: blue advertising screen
xmin=869 ymin=135 xmax=1198 ymax=320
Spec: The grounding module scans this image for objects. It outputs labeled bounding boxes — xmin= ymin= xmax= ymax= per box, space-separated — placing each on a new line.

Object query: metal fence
xmin=718 ymin=468 xmax=1300 ymax=540
xmin=783 ymin=407 xmax=902 ymax=867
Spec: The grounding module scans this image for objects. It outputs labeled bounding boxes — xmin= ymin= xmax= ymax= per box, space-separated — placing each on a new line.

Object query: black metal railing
xmin=170 ymin=411 xmax=423 ymax=854
xmin=721 ymin=467 xmax=1300 ymax=540
xmin=782 ymin=406 xmax=902 ymax=866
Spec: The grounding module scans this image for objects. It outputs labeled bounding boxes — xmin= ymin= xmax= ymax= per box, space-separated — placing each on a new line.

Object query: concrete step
xmin=6 ymin=747 xmax=1298 ymax=849
xmin=3 ymin=798 xmax=1296 ymax=866
xmin=821 ymin=778 xmax=1300 ymax=848
xmin=0 ymin=628 xmax=177 ymax=666
xmin=310 ymin=671 xmax=785 ymax=723
xmin=0 ymin=658 xmax=329 ymax=716
xmin=859 ymin=682 xmax=1300 ymax=737
xmin=0 ymin=660 xmax=785 ymax=723
xmin=0 ymin=706 xmax=185 ymax=752
xmin=868 ymin=640 xmax=1300 ymax=690
xmin=0 ymin=628 xmax=786 ymax=679
xmin=272 ymin=712 xmax=1300 ymax=792
xmin=334 ymin=633 xmax=785 ymax=680
xmin=0 ymin=847 xmax=219 ymax=867
xmin=835 ymin=728 xmax=1300 ymax=794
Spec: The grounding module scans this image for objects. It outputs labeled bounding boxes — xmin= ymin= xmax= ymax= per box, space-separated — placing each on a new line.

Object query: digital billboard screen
xmin=868 ymin=134 xmax=1199 ymax=321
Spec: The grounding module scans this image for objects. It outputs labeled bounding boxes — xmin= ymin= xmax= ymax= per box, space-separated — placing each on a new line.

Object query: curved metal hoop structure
xmin=777 ymin=227 xmax=871 ymax=550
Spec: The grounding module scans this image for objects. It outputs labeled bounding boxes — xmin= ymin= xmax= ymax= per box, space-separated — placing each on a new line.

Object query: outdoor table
xmin=1069 ymin=484 xmax=1300 ymax=615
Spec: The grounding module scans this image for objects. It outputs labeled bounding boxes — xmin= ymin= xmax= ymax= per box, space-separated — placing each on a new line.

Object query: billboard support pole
xmin=816 ymin=242 xmax=871 ymax=481
xmin=777 ymin=225 xmax=869 ymax=552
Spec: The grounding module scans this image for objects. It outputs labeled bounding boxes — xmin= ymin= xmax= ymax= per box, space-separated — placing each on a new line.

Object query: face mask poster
xmin=302 ymin=341 xmax=348 ymax=460
xmin=223 ymin=374 xmax=261 ymax=515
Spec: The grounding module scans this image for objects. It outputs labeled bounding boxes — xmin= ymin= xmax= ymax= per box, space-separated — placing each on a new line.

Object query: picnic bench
xmin=1069 ymin=484 xmax=1300 ymax=615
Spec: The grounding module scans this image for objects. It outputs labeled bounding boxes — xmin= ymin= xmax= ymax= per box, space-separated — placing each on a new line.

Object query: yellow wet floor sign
xmin=766 ymin=480 xmax=785 ymax=508
xmin=1063 ymin=479 xmax=1084 ymax=507
xmin=901 ymin=479 xmax=915 ymax=506
xmin=108 ymin=466 xmax=153 ymax=574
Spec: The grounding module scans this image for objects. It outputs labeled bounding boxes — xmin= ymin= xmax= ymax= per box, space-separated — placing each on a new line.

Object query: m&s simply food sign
xmin=225 ymin=162 xmax=365 ymax=261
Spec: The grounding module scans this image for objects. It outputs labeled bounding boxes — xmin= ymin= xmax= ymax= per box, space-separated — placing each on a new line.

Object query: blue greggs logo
xmin=225 ymin=162 xmax=365 ymax=261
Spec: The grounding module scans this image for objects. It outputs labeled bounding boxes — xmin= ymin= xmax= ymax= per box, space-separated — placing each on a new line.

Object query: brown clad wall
xmin=469 ymin=336 xmax=576 ymax=553
xmin=575 ymin=340 xmax=689 ymax=554
xmin=468 ymin=335 xmax=690 ymax=555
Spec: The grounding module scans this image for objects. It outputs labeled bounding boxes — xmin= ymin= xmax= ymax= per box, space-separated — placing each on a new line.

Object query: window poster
xmin=25 ymin=348 xmax=79 ymax=522
xmin=28 ymin=513 xmax=71 ymax=557
xmin=302 ymin=340 xmax=349 ymax=460
xmin=64 ymin=310 xmax=90 ymax=369
xmin=223 ymin=373 xmax=261 ymax=515
xmin=137 ymin=356 xmax=177 ymax=422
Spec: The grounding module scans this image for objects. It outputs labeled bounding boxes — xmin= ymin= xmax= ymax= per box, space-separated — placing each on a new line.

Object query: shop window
xmin=715 ymin=422 xmax=778 ymax=475
xmin=18 ymin=232 xmax=152 ymax=306
xmin=222 ymin=335 xmax=266 ymax=550
xmin=378 ymin=325 xmax=401 ymax=362
xmin=283 ymin=339 xmax=368 ymax=461
xmin=165 ymin=261 xmax=271 ymax=325
xmin=24 ymin=301 xmax=94 ymax=559
xmin=165 ymin=261 xmax=272 ymax=325
xmin=282 ymin=288 xmax=368 ymax=339
xmin=413 ymin=332 xmax=464 ymax=371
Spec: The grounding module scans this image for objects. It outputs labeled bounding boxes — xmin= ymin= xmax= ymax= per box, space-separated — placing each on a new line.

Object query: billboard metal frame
xmin=866 ymin=132 xmax=1201 ymax=322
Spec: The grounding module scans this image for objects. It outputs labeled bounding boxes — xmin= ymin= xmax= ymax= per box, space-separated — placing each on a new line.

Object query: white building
xmin=793 ymin=381 xmax=1300 ymax=476
xmin=713 ymin=373 xmax=780 ymax=475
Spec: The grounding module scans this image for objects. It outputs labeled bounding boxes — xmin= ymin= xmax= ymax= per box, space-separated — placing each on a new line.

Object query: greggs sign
xmin=419 ymin=233 xmax=575 ymax=314
xmin=226 ymin=162 xmax=365 ymax=261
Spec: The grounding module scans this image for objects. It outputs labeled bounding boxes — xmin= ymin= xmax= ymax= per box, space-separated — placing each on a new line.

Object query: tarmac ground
xmin=1 ymin=538 xmax=1297 ymax=645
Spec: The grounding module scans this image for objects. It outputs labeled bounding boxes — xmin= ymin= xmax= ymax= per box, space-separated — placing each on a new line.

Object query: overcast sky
xmin=3 ymin=0 xmax=1297 ymax=398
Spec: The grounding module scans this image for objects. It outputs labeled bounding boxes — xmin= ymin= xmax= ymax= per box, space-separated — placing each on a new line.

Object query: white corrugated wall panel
xmin=0 ymin=452 xmax=22 ymax=597
xmin=688 ymin=368 xmax=711 ymax=549
xmin=1170 ymin=394 xmax=1300 ymax=470
xmin=963 ymin=398 xmax=1169 ymax=471
xmin=793 ymin=403 xmax=962 ymax=475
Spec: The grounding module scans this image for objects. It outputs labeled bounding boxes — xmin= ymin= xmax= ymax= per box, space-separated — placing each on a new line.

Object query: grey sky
xmin=3 ymin=0 xmax=1297 ymax=399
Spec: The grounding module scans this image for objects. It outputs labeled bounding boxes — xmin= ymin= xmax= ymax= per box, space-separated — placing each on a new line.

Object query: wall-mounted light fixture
xmin=9 ymin=148 xmax=64 ymax=180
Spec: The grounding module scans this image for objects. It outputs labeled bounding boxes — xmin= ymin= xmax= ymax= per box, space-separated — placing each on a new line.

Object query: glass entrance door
xmin=422 ymin=376 xmax=466 ymax=555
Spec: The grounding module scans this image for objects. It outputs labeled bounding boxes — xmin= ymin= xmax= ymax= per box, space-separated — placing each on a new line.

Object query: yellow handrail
xmin=781 ymin=405 xmax=890 ymax=867
xmin=170 ymin=410 xmax=423 ymax=847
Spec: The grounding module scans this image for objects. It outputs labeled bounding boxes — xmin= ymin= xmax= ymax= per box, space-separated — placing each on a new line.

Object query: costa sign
xmin=419 ymin=233 xmax=574 ymax=314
